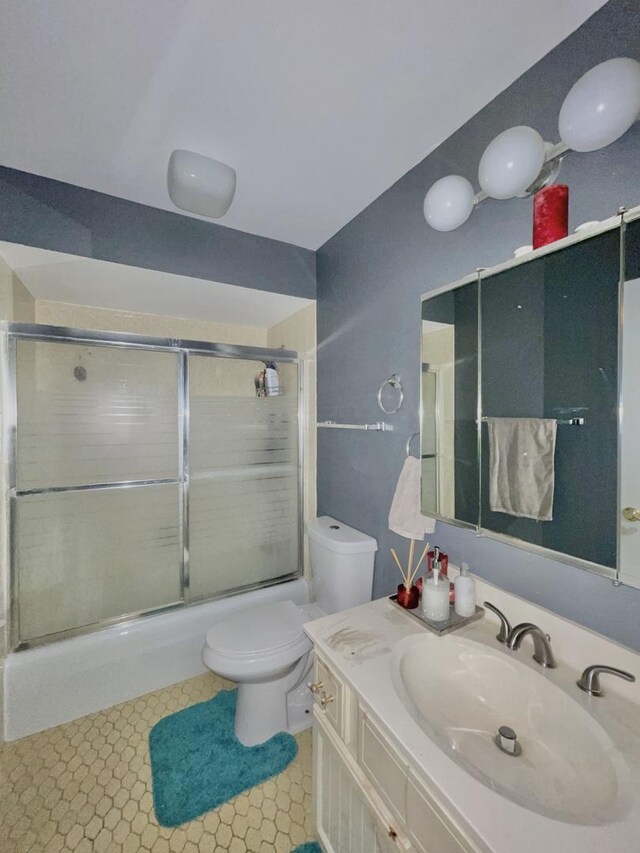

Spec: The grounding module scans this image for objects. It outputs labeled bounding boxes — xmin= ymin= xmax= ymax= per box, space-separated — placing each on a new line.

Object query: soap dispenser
xmin=454 ymin=562 xmax=476 ymax=617
xmin=422 ymin=561 xmax=450 ymax=622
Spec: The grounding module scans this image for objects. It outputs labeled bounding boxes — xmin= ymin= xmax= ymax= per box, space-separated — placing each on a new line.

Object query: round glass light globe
xmin=478 ymin=126 xmax=546 ymax=200
xmin=423 ymin=175 xmax=475 ymax=231
xmin=559 ymin=57 xmax=640 ymax=152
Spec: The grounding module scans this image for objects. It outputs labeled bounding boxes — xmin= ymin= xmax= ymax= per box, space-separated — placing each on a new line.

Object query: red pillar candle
xmin=532 ymin=184 xmax=569 ymax=249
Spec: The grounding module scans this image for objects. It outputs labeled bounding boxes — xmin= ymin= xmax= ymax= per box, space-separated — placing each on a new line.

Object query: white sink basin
xmin=391 ymin=632 xmax=632 ymax=825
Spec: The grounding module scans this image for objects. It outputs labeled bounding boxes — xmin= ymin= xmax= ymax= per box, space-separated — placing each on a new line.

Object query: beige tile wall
xmin=0 ymin=258 xmax=36 ymax=324
xmin=35 ymin=301 xmax=269 ymax=347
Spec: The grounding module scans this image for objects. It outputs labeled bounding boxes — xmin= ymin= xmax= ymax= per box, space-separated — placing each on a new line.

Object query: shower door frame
xmin=3 ymin=323 xmax=304 ymax=651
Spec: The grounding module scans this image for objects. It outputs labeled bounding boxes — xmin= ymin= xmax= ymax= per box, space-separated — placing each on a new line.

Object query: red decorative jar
xmin=396 ymin=583 xmax=420 ymax=610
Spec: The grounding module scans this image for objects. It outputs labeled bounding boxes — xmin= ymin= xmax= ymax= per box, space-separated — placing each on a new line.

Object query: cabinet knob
xmin=623 ymin=506 xmax=640 ymax=522
xmin=320 ymin=693 xmax=335 ymax=707
xmin=307 ymin=681 xmax=324 ymax=694
xmin=388 ymin=827 xmax=398 ymax=839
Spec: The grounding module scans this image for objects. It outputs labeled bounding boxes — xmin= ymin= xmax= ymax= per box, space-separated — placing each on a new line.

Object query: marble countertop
xmin=303 ymin=595 xmax=640 ymax=853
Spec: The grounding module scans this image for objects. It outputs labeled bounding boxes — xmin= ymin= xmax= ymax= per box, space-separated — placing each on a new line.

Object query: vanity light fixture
xmin=424 ymin=56 xmax=640 ymax=232
xmin=167 ymin=149 xmax=236 ymax=218
xmin=478 ymin=126 xmax=546 ymax=200
xmin=423 ymin=174 xmax=475 ymax=231
xmin=558 ymin=57 xmax=640 ymax=152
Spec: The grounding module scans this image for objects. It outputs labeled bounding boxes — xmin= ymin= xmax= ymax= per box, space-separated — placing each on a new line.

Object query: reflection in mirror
xmin=421 ymin=280 xmax=478 ymax=526
xmin=479 ymin=229 xmax=620 ymax=569
xmin=621 ymin=217 xmax=640 ymax=587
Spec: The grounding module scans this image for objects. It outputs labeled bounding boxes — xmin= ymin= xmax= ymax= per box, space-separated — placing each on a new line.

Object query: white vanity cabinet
xmin=311 ymin=652 xmax=481 ymax=853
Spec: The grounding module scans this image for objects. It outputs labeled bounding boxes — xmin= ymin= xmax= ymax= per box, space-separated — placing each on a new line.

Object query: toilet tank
xmin=306 ymin=516 xmax=378 ymax=615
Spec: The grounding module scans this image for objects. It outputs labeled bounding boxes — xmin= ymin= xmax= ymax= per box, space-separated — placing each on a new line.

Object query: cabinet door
xmin=406 ymin=771 xmax=472 ymax=853
xmin=314 ymin=719 xmax=404 ymax=853
xmin=359 ymin=711 xmax=408 ymax=822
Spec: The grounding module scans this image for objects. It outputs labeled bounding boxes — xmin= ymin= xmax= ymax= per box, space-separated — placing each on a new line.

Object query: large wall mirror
xmin=421 ymin=206 xmax=640 ymax=587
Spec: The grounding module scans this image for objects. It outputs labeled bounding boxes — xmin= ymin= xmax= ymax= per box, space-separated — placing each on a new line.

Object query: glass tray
xmin=389 ymin=596 xmax=484 ymax=636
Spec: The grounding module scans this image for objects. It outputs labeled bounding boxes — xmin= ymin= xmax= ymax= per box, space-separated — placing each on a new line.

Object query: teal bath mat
xmin=292 ymin=845 xmax=322 ymax=853
xmin=149 ymin=688 xmax=298 ymax=827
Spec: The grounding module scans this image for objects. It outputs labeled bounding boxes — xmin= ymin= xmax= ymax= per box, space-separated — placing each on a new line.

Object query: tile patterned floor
xmin=0 ymin=673 xmax=315 ymax=853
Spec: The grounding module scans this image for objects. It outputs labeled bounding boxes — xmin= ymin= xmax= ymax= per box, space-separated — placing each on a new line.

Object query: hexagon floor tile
xmin=0 ymin=673 xmax=315 ymax=852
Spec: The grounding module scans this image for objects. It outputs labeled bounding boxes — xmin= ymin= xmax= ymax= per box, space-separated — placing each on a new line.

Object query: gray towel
xmin=388 ymin=456 xmax=436 ymax=539
xmin=487 ymin=417 xmax=557 ymax=522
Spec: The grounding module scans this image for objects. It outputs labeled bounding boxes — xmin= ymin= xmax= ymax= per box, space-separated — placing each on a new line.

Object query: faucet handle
xmin=483 ymin=601 xmax=511 ymax=644
xmin=577 ymin=664 xmax=636 ymax=697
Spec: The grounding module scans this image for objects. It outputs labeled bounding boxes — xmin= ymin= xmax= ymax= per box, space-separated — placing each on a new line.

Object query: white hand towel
xmin=388 ymin=456 xmax=436 ymax=539
xmin=487 ymin=417 xmax=557 ymax=521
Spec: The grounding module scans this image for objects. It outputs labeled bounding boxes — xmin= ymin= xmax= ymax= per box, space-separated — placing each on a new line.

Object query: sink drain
xmin=494 ymin=725 xmax=522 ymax=757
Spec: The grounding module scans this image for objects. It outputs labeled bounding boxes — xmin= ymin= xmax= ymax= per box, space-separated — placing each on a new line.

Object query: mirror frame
xmin=420 ymin=204 xmax=640 ymax=586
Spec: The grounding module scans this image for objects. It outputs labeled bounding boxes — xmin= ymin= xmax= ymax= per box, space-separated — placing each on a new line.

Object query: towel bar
xmin=317 ymin=420 xmax=394 ymax=432
xmin=478 ymin=416 xmax=585 ymax=426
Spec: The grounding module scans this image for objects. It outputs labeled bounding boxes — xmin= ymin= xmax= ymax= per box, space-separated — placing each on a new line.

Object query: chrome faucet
xmin=483 ymin=601 xmax=511 ymax=644
xmin=483 ymin=603 xmax=557 ymax=669
xmin=507 ymin=623 xmax=557 ymax=668
xmin=577 ymin=664 xmax=636 ymax=697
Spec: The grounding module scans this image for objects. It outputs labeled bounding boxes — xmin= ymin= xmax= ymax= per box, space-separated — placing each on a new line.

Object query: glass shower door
xmin=12 ymin=340 xmax=183 ymax=643
xmin=9 ymin=329 xmax=303 ymax=649
xmin=188 ymin=354 xmax=300 ymax=600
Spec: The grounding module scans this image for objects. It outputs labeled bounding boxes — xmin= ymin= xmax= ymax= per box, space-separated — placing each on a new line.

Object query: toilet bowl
xmin=202 ymin=516 xmax=377 ymax=746
xmin=203 ymin=600 xmax=321 ymax=746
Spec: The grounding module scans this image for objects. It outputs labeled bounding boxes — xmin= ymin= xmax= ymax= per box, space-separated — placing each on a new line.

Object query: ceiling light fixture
xmin=423 ymin=57 xmax=640 ymax=232
xmin=167 ymin=149 xmax=236 ymax=219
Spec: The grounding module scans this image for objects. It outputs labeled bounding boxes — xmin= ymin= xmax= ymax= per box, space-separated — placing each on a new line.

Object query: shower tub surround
xmin=305 ymin=571 xmax=640 ymax=852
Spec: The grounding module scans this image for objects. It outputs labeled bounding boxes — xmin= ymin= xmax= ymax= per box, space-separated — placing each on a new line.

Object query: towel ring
xmin=406 ymin=431 xmax=420 ymax=458
xmin=377 ymin=374 xmax=404 ymax=414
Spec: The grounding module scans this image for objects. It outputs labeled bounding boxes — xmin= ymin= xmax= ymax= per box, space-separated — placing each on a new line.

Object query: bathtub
xmin=3 ymin=578 xmax=308 ymax=741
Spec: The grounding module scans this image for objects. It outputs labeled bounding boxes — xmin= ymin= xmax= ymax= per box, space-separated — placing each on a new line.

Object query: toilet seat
xmin=202 ymin=599 xmax=320 ymax=683
xmin=205 ymin=600 xmax=309 ymax=658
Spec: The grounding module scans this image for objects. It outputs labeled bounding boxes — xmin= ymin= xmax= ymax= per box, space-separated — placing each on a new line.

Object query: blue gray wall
xmin=0 ymin=166 xmax=316 ymax=299
xmin=316 ymin=0 xmax=640 ymax=650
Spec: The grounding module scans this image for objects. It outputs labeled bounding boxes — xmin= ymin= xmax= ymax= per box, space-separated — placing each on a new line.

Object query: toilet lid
xmin=205 ymin=600 xmax=307 ymax=657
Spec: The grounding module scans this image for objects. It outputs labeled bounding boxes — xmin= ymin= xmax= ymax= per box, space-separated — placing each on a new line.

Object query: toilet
xmin=202 ymin=516 xmax=377 ymax=746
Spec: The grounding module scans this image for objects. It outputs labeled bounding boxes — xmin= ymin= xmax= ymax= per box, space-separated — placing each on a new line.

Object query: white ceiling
xmin=0 ymin=1 xmax=606 ymax=250
xmin=0 ymin=242 xmax=312 ymax=328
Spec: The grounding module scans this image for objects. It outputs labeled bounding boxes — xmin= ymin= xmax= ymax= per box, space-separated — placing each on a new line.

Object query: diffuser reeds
xmin=391 ymin=540 xmax=429 ymax=588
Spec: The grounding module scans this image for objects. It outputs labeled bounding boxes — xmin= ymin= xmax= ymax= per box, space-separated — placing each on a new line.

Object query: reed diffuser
xmin=391 ymin=540 xmax=429 ymax=609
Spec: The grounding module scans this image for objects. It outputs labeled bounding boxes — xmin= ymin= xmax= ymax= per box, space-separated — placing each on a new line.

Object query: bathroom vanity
xmin=304 ymin=573 xmax=640 ymax=852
